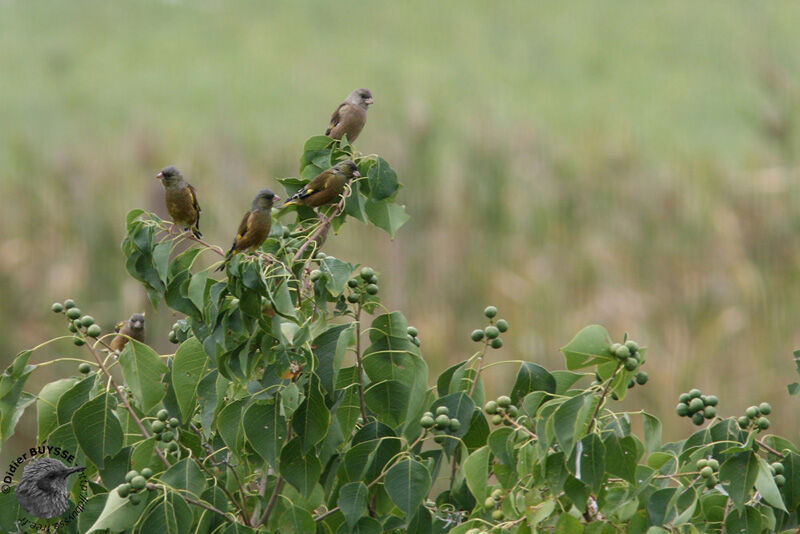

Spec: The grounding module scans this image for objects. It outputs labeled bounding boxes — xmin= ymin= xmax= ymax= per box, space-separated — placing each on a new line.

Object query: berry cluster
xmin=152 ymin=409 xmax=181 ymax=453
xmin=420 ymin=406 xmax=460 ymax=444
xmin=484 ymin=395 xmax=518 ymax=426
xmin=768 ymin=460 xmax=786 ymax=487
xmin=52 ymin=299 xmax=102 ymax=344
xmin=695 ymin=458 xmax=720 ymax=488
xmin=406 ymin=325 xmax=420 ymax=347
xmin=736 ymin=402 xmax=771 ymax=431
xmin=676 ymin=389 xmax=718 ymax=425
xmin=482 ymin=488 xmax=506 ymax=521
xmin=343 ymin=266 xmax=379 ymax=304
xmin=470 ymin=306 xmax=508 ymax=350
xmin=169 ymin=319 xmax=190 ymax=344
xmin=609 ymin=338 xmax=644 ymax=372
xmin=117 ymin=467 xmax=153 ymax=504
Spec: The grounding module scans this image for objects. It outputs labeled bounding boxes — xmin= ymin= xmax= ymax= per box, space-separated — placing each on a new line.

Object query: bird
xmin=16 ymin=458 xmax=85 ymax=518
xmin=110 ymin=313 xmax=145 ymax=353
xmin=216 ymin=188 xmax=279 ymax=272
xmin=156 ymin=166 xmax=202 ymax=238
xmin=281 ymin=160 xmax=360 ymax=209
xmin=325 ymin=89 xmax=373 ymax=143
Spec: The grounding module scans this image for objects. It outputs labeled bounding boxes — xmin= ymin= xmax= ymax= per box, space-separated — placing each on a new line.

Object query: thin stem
xmin=355 ymin=303 xmax=369 ymax=422
xmin=258 ymin=476 xmax=284 ymax=526
xmin=756 ymin=438 xmax=786 ymax=459
xmin=291 ymin=184 xmax=351 ymax=264
xmin=145 ymin=482 xmax=232 ymax=521
xmin=586 ymin=362 xmax=623 ymax=435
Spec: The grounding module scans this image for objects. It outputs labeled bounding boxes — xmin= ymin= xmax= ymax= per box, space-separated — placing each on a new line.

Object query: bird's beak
xmin=365 ymin=98 xmax=374 ymax=105
xmin=353 ymin=171 xmax=361 ymax=178
xmin=156 ymin=172 xmax=164 ymax=180
xmin=273 ymin=195 xmax=282 ymax=203
xmin=66 ymin=466 xmax=85 ymax=475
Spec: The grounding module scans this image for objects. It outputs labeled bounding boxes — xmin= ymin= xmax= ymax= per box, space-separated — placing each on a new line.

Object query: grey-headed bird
xmin=156 ymin=166 xmax=202 ymax=238
xmin=325 ymin=89 xmax=373 ymax=143
xmin=16 ymin=458 xmax=85 ymax=518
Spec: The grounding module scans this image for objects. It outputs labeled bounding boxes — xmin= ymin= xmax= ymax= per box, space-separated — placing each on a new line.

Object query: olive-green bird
xmin=110 ymin=313 xmax=145 ymax=353
xmin=215 ymin=188 xmax=279 ymax=272
xmin=281 ymin=160 xmax=360 ymax=209
xmin=326 ymin=88 xmax=373 ymax=143
xmin=156 ymin=165 xmax=202 ymax=238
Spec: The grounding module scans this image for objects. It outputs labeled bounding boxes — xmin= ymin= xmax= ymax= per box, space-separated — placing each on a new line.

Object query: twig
xmin=145 ymin=482 xmax=232 ymax=521
xmin=756 ymin=438 xmax=786 ymax=459
xmin=586 ymin=362 xmax=623 ymax=434
xmin=258 ymin=476 xmax=284 ymax=526
xmin=291 ymin=185 xmax=351 ymax=263
xmin=354 ymin=304 xmax=369 ymax=422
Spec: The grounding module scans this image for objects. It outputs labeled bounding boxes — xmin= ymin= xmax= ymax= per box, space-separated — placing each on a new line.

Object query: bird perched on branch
xmin=326 ymin=89 xmax=373 ymax=143
xmin=281 ymin=160 xmax=360 ymax=209
xmin=16 ymin=458 xmax=85 ymax=518
xmin=156 ymin=166 xmax=202 ymax=238
xmin=110 ymin=313 xmax=145 ymax=353
xmin=216 ymin=188 xmax=279 ymax=272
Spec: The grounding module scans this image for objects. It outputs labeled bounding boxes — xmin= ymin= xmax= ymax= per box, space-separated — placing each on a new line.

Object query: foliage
xmin=2 ymin=139 xmax=800 ymax=533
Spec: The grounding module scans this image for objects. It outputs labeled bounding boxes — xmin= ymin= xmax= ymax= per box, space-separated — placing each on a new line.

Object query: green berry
xmin=696 ymin=459 xmax=708 ymax=469
xmin=129 ymin=494 xmax=141 ymax=505
xmin=707 ymin=459 xmax=719 ymax=471
xmin=87 ymin=324 xmax=102 ymax=338
xmin=310 ymin=270 xmax=322 ymax=281
xmin=78 ymin=363 xmax=91 ymax=374
xmin=775 ymin=474 xmax=786 ymax=487
xmin=410 ymin=336 xmax=420 ymax=346
xmin=360 ymin=267 xmax=374 ymax=280
xmin=151 ymin=421 xmax=165 ymax=433
xmin=700 ymin=466 xmax=713 ymax=478
xmin=615 ymin=345 xmax=631 ymax=359
xmin=167 ymin=441 xmax=179 ymax=452
xmin=609 ymin=343 xmax=622 ymax=355
xmin=366 ymin=284 xmax=378 ymax=295
xmin=484 ymin=306 xmax=498 ymax=318
xmin=161 ymin=431 xmax=174 ymax=442
xmin=635 ymin=371 xmax=648 ymax=385
xmin=125 ymin=470 xmax=138 ymax=483
xmin=68 ymin=323 xmax=77 ymax=333
xmin=420 ymin=416 xmax=434 ymax=429
xmin=64 ymin=299 xmax=76 ymax=309
xmin=627 ymin=379 xmax=635 ymax=389
xmin=497 ymin=395 xmax=511 ymax=408
xmin=625 ymin=340 xmax=639 ymax=352
xmin=347 ymin=279 xmax=359 ymax=288
xmin=689 ymin=398 xmax=705 ymax=413
xmin=705 ymin=395 xmax=718 ymax=407
xmin=491 ymin=414 xmax=503 ymax=425
xmin=130 ymin=475 xmax=146 ymax=490
xmin=758 ymin=402 xmax=771 ymax=415
xmin=491 ymin=488 xmax=503 ymax=499
xmin=66 ymin=308 xmax=81 ymax=320
xmin=347 ymin=293 xmax=360 ymax=303
xmin=80 ymin=315 xmax=95 ymax=327
xmin=772 ymin=462 xmax=784 ymax=475
xmin=496 ymin=319 xmax=508 ymax=332
xmin=745 ymin=406 xmax=759 ymax=419
xmin=73 ymin=336 xmax=85 ymax=346
xmin=485 ymin=326 xmax=499 ymax=339
xmin=157 ymin=409 xmax=169 ymax=421
xmin=141 ymin=468 xmax=153 ymax=479
xmin=407 ymin=326 xmax=418 ymax=337
xmin=436 ymin=406 xmax=450 ymax=416
xmin=491 ymin=509 xmax=504 ymax=520
xmin=484 ymin=496 xmax=496 ymax=509
xmin=507 ymin=405 xmax=518 ymax=417
xmin=51 ymin=302 xmax=64 ymax=313
xmin=757 ymin=417 xmax=770 ymax=430
xmin=168 ymin=331 xmax=178 ymax=344
xmin=117 ymin=484 xmax=131 ymax=498
xmin=435 ymin=414 xmax=450 ymax=429
xmin=369 ymin=274 xmax=378 ymax=284
xmin=678 ymin=393 xmax=690 ymax=404
xmin=169 ymin=417 xmax=179 ymax=428
xmin=485 ymin=401 xmax=498 ymax=414
xmin=315 ymin=252 xmax=326 ymax=259
xmin=692 ymin=413 xmax=705 ymax=426
xmin=703 ymin=407 xmax=716 ymax=419
xmin=688 ymin=389 xmax=702 ymax=399
xmin=471 ymin=329 xmax=484 ymax=342
xmin=423 ymin=411 xmax=433 ymax=419
xmin=737 ymin=416 xmax=750 ymax=429
xmin=624 ymin=357 xmax=638 ymax=371
xmin=449 ymin=418 xmax=460 ymax=432
xmin=611 ymin=392 xmax=619 ymax=400
xmin=490 ymin=338 xmax=503 ymax=349
xmin=705 ymin=477 xmax=717 ymax=489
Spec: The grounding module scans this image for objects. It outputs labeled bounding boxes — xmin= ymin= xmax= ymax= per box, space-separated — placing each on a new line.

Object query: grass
xmin=1 ymin=0 xmax=800 ymax=456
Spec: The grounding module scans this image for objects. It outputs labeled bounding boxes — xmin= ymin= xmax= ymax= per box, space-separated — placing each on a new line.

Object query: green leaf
xmin=171 ymin=337 xmax=209 ymax=423
xmin=754 ymin=456 xmax=787 ymax=511
xmin=719 ymin=451 xmax=759 ymax=510
xmin=646 ymin=487 xmax=676 ymax=526
xmin=431 ymin=393 xmax=475 ymax=456
xmin=87 ymin=486 xmax=148 ymax=533
xmin=603 ymin=435 xmax=637 ymax=484
xmin=364 ymin=198 xmax=410 ymax=239
xmin=553 ymin=394 xmax=587 ymax=456
xmin=779 ymin=451 xmax=800 ymax=510
xmin=384 ymin=458 xmax=431 ymax=522
xmin=280 ymin=505 xmax=315 ymax=534
xmin=292 ymin=375 xmax=330 ymax=454
xmin=555 ymin=512 xmax=584 ymax=533
xmin=511 ymin=362 xmax=556 ymax=404
xmin=72 ymin=392 xmax=123 ymax=469
xmin=136 ymin=492 xmax=193 ymax=533
xmin=243 ymin=400 xmax=286 ymax=470
xmin=280 ymin=436 xmax=322 ymax=497
xmin=217 ymin=399 xmax=246 ymax=457
xmin=57 ymin=374 xmax=95 ymax=424
xmin=314 ymin=324 xmax=353 ymax=395
xmin=36 ymin=377 xmax=77 ymax=441
xmin=188 ymin=268 xmax=209 ymax=311
xmin=574 ymin=433 xmax=605 ymax=493
xmin=338 ymin=481 xmax=369 ymax=529
xmin=346 ymin=517 xmax=382 ymax=534
xmin=318 ymin=256 xmax=354 ymax=297
xmin=119 ymin=340 xmax=168 ymax=414
xmin=160 ymin=458 xmax=207 ymax=497
xmin=0 ymin=350 xmax=36 ymax=445
xmin=153 ymin=241 xmax=172 ymax=284
xmin=642 ymin=412 xmax=662 ymax=453
xmin=561 ymin=325 xmax=613 ymax=370
xmin=724 ymin=506 xmax=762 ymax=534
xmin=365 ymin=380 xmax=409 ymax=428
xmin=463 ymin=445 xmax=491 ymax=501
xmin=367 ymin=157 xmax=399 ymax=200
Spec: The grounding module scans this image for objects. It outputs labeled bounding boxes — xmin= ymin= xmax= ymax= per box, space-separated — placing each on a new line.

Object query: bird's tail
xmin=281 ymin=198 xmax=301 ymax=208
xmin=215 ymin=248 xmax=234 ymax=272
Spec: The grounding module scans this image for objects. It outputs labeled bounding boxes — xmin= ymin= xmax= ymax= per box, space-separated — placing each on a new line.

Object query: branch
xmin=756 ymin=438 xmax=786 ymax=459
xmin=145 ymin=482 xmax=232 ymax=521
xmin=291 ymin=184 xmax=351 ymax=264
xmin=586 ymin=362 xmax=623 ymax=434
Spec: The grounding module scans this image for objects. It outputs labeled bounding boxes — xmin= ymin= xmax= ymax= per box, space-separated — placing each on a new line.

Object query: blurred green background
xmin=2 ymin=1 xmax=800 ymax=458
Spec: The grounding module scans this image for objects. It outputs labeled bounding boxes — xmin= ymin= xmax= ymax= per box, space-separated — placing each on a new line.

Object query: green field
xmin=2 ymin=0 xmax=800 ymax=456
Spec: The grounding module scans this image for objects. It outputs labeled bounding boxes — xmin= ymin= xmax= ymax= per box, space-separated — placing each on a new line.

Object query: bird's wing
xmin=187 ymin=183 xmax=201 ymax=230
xmin=232 ymin=211 xmax=252 ymax=246
xmin=326 ymin=102 xmax=346 ymax=135
xmin=283 ymin=171 xmax=331 ymax=206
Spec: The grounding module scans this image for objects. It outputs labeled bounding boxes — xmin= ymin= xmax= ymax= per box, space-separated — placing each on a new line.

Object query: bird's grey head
xmin=129 ymin=313 xmax=145 ymax=331
xmin=156 ymin=165 xmax=184 ymax=187
xmin=252 ymin=188 xmax=279 ymax=211
xmin=348 ymin=88 xmax=373 ymax=109
xmin=332 ymin=160 xmax=361 ymax=179
xmin=16 ymin=458 xmax=85 ymax=518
